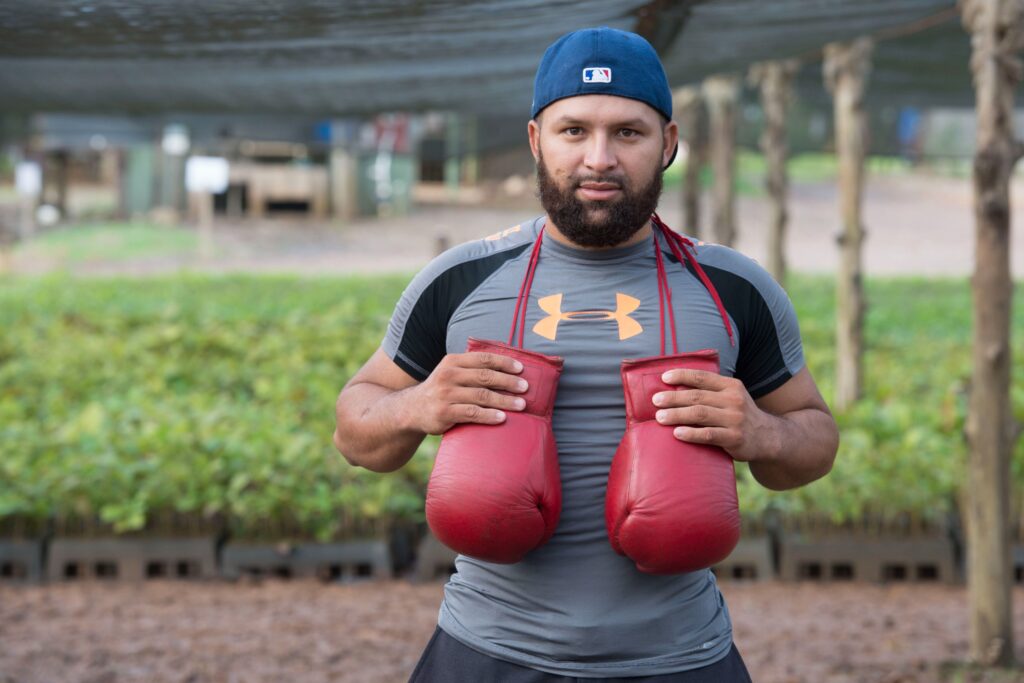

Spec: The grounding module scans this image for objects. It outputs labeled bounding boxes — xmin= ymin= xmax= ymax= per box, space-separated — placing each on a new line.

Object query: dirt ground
xmin=3 ymin=579 xmax=1024 ymax=683
xmin=7 ymin=172 xmax=1024 ymax=278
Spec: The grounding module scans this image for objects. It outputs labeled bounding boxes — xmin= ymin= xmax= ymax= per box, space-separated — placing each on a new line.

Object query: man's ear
xmin=528 ymin=119 xmax=541 ymax=162
xmin=662 ymin=120 xmax=679 ymax=169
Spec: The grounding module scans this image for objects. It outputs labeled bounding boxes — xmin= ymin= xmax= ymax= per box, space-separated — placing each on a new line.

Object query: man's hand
xmin=406 ymin=351 xmax=529 ymax=434
xmin=652 ymin=369 xmax=778 ymax=463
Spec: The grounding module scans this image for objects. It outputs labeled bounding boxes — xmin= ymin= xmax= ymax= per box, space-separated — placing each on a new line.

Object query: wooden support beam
xmin=53 ymin=150 xmax=69 ymax=220
xmin=750 ymin=60 xmax=800 ymax=288
xmin=960 ymin=0 xmax=1024 ymax=667
xmin=329 ymin=147 xmax=358 ymax=223
xmin=824 ymin=37 xmax=872 ymax=411
xmin=444 ymin=112 xmax=461 ymax=201
xmin=674 ymin=86 xmax=706 ymax=239
xmin=702 ymin=74 xmax=739 ymax=247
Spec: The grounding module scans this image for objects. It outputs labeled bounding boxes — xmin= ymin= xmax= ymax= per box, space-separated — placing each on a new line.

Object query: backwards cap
xmin=531 ymin=27 xmax=673 ymax=121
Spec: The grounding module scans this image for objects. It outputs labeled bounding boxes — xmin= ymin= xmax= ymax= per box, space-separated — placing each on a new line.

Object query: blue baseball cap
xmin=531 ymin=27 xmax=673 ymax=122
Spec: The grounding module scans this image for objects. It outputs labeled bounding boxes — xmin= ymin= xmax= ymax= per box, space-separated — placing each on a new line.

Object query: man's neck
xmin=543 ymin=218 xmax=653 ymax=251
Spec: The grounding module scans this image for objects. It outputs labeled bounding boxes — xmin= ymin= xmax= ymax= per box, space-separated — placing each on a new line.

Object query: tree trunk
xmin=54 ymin=150 xmax=70 ymax=220
xmin=675 ymin=86 xmax=706 ymax=239
xmin=750 ymin=60 xmax=799 ymax=287
xmin=824 ymin=38 xmax=872 ymax=411
xmin=960 ymin=0 xmax=1024 ymax=667
xmin=702 ymin=75 xmax=739 ymax=247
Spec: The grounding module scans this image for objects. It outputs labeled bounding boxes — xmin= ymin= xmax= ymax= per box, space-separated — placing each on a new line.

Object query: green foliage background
xmin=0 ymin=273 xmax=1021 ymax=538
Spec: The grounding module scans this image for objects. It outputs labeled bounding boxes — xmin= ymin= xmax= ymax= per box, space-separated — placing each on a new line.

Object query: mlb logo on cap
xmin=582 ymin=67 xmax=612 ymax=84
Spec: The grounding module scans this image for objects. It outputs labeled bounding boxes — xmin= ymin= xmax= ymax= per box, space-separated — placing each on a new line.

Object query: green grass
xmin=0 ymin=273 xmax=1021 ymax=536
xmin=14 ymin=222 xmax=200 ymax=264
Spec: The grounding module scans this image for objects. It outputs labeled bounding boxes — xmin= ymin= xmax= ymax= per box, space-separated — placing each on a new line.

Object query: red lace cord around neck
xmin=652 ymin=213 xmax=736 ymax=348
xmin=508 ymin=227 xmax=545 ymax=347
xmin=508 ymin=218 xmax=736 ymax=350
xmin=653 ymin=227 xmax=677 ymax=355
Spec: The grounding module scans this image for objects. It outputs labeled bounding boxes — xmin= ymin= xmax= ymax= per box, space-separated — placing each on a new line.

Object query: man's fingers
xmin=454 ymin=387 xmax=527 ymax=413
xmin=454 ymin=365 xmax=529 ymax=394
xmin=652 ymin=388 xmax=729 ymax=409
xmin=673 ymin=426 xmax=732 ymax=447
xmin=660 ymin=368 xmax=730 ymax=390
xmin=460 ymin=351 xmax=524 ymax=375
xmin=452 ymin=403 xmax=508 ymax=426
xmin=655 ymin=405 xmax=731 ymax=428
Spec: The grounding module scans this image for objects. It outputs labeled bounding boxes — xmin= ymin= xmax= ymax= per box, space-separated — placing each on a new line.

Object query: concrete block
xmin=0 ymin=539 xmax=46 ymax=583
xmin=47 ymin=537 xmax=217 ymax=582
xmin=412 ymin=532 xmax=458 ymax=582
xmin=221 ymin=540 xmax=392 ymax=582
xmin=712 ymin=535 xmax=774 ymax=580
xmin=779 ymin=533 xmax=956 ymax=583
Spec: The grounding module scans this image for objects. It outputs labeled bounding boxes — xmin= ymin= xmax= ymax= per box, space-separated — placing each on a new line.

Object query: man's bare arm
xmin=745 ymin=368 xmax=839 ymax=490
xmin=333 ymin=348 xmax=529 ymax=473
xmin=654 ymin=366 xmax=839 ymax=491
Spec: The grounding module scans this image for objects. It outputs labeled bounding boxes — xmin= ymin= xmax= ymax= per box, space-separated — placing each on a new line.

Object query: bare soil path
xmin=3 ymin=580 xmax=1024 ymax=683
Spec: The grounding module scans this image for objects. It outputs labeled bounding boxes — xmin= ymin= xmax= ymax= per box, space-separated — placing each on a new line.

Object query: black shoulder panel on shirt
xmin=395 ymin=243 xmax=532 ymax=381
xmin=667 ymin=252 xmax=790 ymax=398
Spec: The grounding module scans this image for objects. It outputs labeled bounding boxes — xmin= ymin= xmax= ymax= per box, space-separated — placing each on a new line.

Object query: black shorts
xmin=408 ymin=627 xmax=754 ymax=683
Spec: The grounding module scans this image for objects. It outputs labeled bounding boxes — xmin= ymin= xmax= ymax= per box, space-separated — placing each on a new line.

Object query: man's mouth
xmin=576 ymin=181 xmax=622 ymax=201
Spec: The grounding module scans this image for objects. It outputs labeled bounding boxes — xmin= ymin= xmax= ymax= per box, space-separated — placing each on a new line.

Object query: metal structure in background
xmin=0 ymin=0 xmax=958 ymax=117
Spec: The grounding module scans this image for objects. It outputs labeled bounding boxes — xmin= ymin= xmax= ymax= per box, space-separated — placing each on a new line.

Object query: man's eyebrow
xmin=551 ymin=116 xmax=652 ymax=129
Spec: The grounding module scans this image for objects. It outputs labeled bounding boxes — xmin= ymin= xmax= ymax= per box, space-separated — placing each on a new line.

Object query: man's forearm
xmin=333 ymin=382 xmax=426 ymax=473
xmin=748 ymin=408 xmax=839 ymax=491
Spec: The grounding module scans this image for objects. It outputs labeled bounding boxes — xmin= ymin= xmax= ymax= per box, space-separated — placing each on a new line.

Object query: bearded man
xmin=333 ymin=27 xmax=839 ymax=682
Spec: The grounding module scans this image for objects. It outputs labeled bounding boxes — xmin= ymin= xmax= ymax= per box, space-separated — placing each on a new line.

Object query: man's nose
xmin=584 ymin=135 xmax=617 ymax=172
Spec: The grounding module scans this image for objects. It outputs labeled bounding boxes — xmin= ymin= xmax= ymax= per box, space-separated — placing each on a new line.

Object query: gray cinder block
xmin=0 ymin=539 xmax=46 ymax=583
xmin=47 ymin=537 xmax=218 ymax=581
xmin=778 ymin=533 xmax=957 ymax=583
xmin=221 ymin=540 xmax=392 ymax=582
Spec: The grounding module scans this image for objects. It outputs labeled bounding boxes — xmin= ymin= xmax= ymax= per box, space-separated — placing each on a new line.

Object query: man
xmin=334 ymin=27 xmax=839 ymax=682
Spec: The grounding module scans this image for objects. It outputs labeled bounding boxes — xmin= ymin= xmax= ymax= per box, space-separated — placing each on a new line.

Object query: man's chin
xmin=578 ymin=202 xmax=616 ymax=220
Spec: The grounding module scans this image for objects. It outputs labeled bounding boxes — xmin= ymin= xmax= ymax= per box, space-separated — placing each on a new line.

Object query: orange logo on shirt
xmin=533 ymin=293 xmax=643 ymax=341
xmin=484 ymin=225 xmax=522 ymax=241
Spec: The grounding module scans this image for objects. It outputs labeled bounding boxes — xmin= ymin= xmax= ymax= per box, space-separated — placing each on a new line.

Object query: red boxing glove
xmin=426 ymin=338 xmax=563 ymax=564
xmin=605 ymin=351 xmax=740 ymax=574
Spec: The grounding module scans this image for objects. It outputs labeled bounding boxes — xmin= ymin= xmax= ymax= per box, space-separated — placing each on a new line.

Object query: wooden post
xmin=112 ymin=148 xmax=127 ymax=221
xmin=463 ymin=114 xmax=478 ymax=187
xmin=329 ymin=147 xmax=358 ymax=222
xmin=54 ymin=150 xmax=69 ymax=221
xmin=0 ymin=216 xmax=13 ymax=275
xmin=749 ymin=60 xmax=800 ymax=287
xmin=702 ymin=75 xmax=739 ymax=247
xmin=674 ymin=86 xmax=706 ymax=239
xmin=192 ymin=191 xmax=214 ymax=259
xmin=445 ymin=112 xmax=461 ymax=201
xmin=824 ymin=37 xmax=872 ymax=411
xmin=17 ymin=193 xmax=35 ymax=241
xmin=960 ymin=0 xmax=1024 ymax=667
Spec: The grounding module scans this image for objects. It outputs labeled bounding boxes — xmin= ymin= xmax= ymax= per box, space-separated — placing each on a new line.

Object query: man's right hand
xmin=406 ymin=351 xmax=529 ymax=434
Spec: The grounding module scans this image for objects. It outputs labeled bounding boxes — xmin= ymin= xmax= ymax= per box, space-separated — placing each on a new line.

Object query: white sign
xmin=15 ymin=161 xmax=42 ymax=197
xmin=162 ymin=124 xmax=190 ymax=156
xmin=185 ymin=156 xmax=229 ymax=194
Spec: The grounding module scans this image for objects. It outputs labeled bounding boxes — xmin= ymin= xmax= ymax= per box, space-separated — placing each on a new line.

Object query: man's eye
xmin=620 ymin=129 xmax=639 ymax=138
xmin=564 ymin=127 xmax=583 ymax=136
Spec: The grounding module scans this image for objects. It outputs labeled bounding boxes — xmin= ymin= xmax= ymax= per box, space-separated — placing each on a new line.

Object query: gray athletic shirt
xmin=382 ymin=216 xmax=805 ymax=678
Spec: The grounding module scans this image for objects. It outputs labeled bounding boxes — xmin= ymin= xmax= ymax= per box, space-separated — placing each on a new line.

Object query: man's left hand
xmin=652 ymin=369 xmax=778 ymax=464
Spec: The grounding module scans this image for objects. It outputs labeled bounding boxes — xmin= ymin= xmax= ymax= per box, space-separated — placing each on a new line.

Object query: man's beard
xmin=536 ymin=151 xmax=663 ymax=249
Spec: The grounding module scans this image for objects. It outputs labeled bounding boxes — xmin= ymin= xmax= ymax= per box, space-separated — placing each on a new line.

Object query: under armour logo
xmin=533 ymin=293 xmax=643 ymax=341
